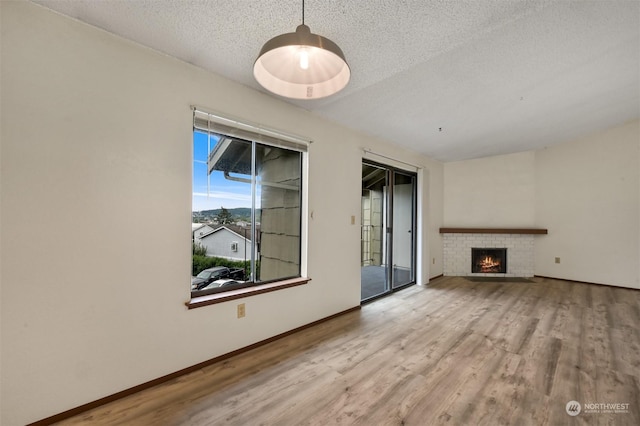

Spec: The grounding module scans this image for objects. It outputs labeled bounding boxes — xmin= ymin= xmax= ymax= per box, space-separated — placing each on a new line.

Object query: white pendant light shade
xmin=254 ymin=24 xmax=350 ymax=99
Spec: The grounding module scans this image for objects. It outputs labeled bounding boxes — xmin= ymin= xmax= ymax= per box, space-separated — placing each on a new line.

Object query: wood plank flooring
xmin=56 ymin=277 xmax=640 ymax=425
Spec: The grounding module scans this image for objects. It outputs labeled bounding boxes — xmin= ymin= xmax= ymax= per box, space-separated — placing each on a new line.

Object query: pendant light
xmin=253 ymin=0 xmax=350 ymax=100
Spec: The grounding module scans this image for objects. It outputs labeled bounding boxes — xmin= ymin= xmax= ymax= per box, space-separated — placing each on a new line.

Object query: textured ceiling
xmin=32 ymin=0 xmax=640 ymax=162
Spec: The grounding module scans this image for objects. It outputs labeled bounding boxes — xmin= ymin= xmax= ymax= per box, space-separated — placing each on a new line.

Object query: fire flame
xmin=481 ymin=256 xmax=498 ymax=267
xmin=478 ymin=256 xmax=501 ymax=272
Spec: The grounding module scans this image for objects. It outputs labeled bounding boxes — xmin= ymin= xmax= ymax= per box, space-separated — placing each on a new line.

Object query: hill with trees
xmin=192 ymin=207 xmax=260 ymax=223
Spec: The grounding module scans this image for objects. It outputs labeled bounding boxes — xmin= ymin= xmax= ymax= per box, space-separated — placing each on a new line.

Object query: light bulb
xmin=299 ymin=48 xmax=309 ymax=70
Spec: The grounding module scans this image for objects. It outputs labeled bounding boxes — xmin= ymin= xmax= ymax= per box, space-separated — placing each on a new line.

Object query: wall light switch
xmin=555 ymin=257 xmax=561 ymax=264
xmin=351 ymin=215 xmax=356 ymax=225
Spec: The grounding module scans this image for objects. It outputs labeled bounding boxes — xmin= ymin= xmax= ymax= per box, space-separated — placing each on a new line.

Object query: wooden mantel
xmin=439 ymin=228 xmax=548 ymax=235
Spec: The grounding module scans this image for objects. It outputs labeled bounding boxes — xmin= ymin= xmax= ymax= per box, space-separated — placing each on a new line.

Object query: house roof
xmin=198 ymin=225 xmax=258 ymax=244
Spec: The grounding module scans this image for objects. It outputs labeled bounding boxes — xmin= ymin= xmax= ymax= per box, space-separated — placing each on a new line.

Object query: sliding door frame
xmin=361 ymin=159 xmax=417 ymax=302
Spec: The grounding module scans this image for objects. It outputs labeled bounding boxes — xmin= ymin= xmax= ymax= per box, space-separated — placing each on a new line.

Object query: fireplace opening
xmin=471 ymin=248 xmax=507 ymax=273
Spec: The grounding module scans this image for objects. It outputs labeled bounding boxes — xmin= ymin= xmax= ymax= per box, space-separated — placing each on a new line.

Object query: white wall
xmin=535 ymin=120 xmax=640 ymax=288
xmin=443 ymin=122 xmax=640 ymax=289
xmin=424 ymin=165 xmax=445 ymax=279
xmin=444 ymin=151 xmax=536 ymax=227
xmin=0 ymin=2 xmax=443 ymax=425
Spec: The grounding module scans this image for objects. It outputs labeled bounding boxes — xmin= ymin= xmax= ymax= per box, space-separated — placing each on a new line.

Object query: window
xmin=191 ymin=109 xmax=306 ymax=297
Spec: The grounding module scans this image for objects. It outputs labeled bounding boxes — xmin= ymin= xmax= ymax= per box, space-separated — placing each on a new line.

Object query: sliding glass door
xmin=391 ymin=171 xmax=416 ymax=289
xmin=361 ymin=161 xmax=416 ymax=301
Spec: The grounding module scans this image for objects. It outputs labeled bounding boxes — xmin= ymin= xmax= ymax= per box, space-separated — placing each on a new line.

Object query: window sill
xmin=186 ymin=277 xmax=311 ymax=310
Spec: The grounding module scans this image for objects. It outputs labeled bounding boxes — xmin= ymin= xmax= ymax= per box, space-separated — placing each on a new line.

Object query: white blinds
xmin=193 ymin=108 xmax=310 ymax=152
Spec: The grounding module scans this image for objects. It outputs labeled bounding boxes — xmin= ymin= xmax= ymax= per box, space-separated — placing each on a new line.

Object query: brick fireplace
xmin=440 ymin=228 xmax=547 ymax=277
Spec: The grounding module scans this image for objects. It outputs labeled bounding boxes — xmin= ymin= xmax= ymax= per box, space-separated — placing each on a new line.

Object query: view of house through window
xmin=192 ymin=115 xmax=303 ymax=296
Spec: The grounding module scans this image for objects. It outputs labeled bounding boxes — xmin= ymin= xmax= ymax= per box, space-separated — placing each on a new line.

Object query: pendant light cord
xmin=302 ymin=0 xmax=305 ymax=25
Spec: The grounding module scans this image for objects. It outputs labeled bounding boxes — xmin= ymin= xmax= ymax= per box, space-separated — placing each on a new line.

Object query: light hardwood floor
xmin=57 ymin=276 xmax=640 ymax=425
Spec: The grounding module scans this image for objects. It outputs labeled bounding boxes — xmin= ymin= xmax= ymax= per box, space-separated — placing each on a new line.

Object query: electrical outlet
xmin=555 ymin=257 xmax=561 ymax=264
xmin=237 ymin=303 xmax=246 ymax=318
xmin=432 ymin=258 xmax=436 ymax=264
xmin=351 ymin=215 xmax=356 ymax=225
